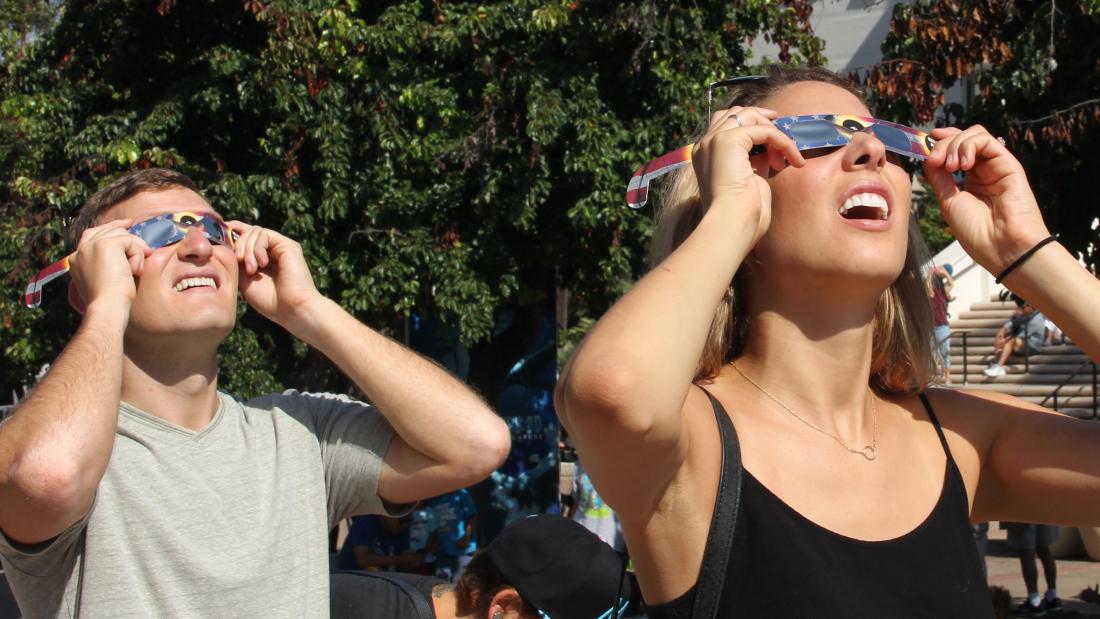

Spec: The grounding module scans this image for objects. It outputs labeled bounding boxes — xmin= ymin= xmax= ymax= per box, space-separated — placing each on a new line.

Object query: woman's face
xmin=748 ymin=81 xmax=913 ymax=295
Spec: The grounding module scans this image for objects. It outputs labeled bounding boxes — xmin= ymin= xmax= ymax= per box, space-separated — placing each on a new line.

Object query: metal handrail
xmin=944 ymin=324 xmax=1033 ymax=386
xmin=1040 ymin=359 xmax=1099 ymax=419
xmin=943 ymin=330 xmax=971 ymax=385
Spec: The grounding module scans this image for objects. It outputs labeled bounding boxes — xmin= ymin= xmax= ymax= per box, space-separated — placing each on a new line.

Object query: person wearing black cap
xmin=331 ymin=514 xmax=634 ymax=618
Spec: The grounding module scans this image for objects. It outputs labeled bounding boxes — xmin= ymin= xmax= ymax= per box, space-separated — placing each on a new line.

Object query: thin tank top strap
xmin=918 ymin=392 xmax=954 ymax=462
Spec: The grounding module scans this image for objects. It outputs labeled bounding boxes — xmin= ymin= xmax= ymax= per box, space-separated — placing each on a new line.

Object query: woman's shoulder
xmin=907 ymin=385 xmax=1051 ymax=438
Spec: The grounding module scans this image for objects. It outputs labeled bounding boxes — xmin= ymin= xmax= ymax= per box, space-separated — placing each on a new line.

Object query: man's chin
xmin=125 ymin=318 xmax=236 ymax=347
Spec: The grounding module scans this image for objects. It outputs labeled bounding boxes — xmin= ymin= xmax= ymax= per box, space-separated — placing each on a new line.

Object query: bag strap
xmin=690 ymin=387 xmax=743 ymax=619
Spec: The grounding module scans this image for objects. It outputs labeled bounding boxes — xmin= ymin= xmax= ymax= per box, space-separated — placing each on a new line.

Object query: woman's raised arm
xmin=555 ymin=109 xmax=804 ymax=514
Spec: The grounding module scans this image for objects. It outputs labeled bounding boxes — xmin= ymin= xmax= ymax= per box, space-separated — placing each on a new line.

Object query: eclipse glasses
xmin=24 ymin=211 xmax=234 ymax=308
xmin=626 ymin=114 xmax=935 ymax=209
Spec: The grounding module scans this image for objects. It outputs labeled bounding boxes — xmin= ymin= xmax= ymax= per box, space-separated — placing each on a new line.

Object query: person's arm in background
xmin=0 ymin=221 xmax=150 ymax=544
xmin=941 ymin=268 xmax=956 ymax=300
xmin=228 ymin=222 xmax=510 ymax=504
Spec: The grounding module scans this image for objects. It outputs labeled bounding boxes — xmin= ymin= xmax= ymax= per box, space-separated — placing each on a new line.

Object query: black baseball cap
xmin=486 ymin=515 xmax=632 ymax=618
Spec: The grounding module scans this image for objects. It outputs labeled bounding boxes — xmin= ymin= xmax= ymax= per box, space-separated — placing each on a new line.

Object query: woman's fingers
xmin=707 ymin=105 xmax=778 ymax=130
xmin=927 ymin=125 xmax=1008 ymax=173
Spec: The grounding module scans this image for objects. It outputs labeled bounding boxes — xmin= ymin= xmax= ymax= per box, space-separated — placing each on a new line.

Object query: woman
xmin=330 ymin=514 xmax=635 ymax=618
xmin=555 ymin=65 xmax=1100 ymax=617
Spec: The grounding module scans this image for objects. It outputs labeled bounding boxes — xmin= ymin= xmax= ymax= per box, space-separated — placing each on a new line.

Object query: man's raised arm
xmin=0 ymin=221 xmax=150 ymax=544
xmin=228 ymin=222 xmax=510 ymax=504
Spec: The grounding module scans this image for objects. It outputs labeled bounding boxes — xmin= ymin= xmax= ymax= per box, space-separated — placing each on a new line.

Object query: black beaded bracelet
xmin=994 ymin=235 xmax=1059 ymax=284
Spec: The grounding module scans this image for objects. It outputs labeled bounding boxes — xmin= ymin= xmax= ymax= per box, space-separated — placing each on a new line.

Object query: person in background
xmin=985 ymin=295 xmax=1045 ymax=378
xmin=336 ymin=515 xmax=426 ymax=573
xmin=430 ymin=489 xmax=479 ymax=582
xmin=1004 ymin=522 xmax=1062 ymax=615
xmin=929 ymin=264 xmax=955 ymax=384
xmin=330 ymin=515 xmax=635 ymax=619
xmin=567 ymin=460 xmax=625 ymax=552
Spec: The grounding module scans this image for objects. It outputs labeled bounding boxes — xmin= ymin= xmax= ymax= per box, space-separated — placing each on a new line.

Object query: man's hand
xmin=69 ymin=218 xmax=152 ymax=312
xmin=228 ymin=222 xmax=322 ymax=329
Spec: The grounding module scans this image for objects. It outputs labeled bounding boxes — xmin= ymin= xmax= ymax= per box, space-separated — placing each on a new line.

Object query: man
xmin=984 ymin=294 xmax=1045 ymax=378
xmin=330 ymin=515 xmax=637 ymax=619
xmin=0 ymin=169 xmax=510 ymax=617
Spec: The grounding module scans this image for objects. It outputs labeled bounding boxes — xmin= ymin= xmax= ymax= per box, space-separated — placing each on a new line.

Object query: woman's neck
xmin=736 ymin=295 xmax=878 ymax=420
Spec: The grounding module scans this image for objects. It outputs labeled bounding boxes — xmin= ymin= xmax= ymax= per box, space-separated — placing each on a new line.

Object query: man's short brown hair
xmin=65 ymin=168 xmax=200 ymax=252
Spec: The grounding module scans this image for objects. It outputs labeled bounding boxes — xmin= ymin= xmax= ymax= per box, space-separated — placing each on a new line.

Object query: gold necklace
xmin=731 ymin=363 xmax=878 ymax=461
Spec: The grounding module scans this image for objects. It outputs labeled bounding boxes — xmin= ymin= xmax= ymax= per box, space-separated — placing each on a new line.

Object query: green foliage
xmin=868 ymin=0 xmax=1100 ymax=268
xmin=913 ymin=184 xmax=953 ymax=256
xmin=0 ymin=0 xmax=823 ymax=396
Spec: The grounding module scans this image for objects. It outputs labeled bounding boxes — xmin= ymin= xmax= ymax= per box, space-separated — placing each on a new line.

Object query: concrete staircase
xmin=946 ymin=296 xmax=1098 ymax=418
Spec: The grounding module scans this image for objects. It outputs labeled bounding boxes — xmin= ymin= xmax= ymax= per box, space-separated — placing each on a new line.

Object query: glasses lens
xmin=785 ymin=120 xmax=846 ymax=146
xmin=867 ymin=124 xmax=912 ymax=153
xmin=198 ymin=217 xmax=228 ymax=245
xmin=135 ymin=218 xmax=184 ymax=248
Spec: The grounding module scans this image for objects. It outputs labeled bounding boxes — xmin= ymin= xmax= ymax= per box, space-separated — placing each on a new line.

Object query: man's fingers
xmin=123 ymin=235 xmax=152 ymax=276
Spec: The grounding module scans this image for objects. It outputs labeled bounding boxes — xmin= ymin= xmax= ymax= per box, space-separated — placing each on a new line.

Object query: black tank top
xmin=647 ymin=392 xmax=993 ymax=618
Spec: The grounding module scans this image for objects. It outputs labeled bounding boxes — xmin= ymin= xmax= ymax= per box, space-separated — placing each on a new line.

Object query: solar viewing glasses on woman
xmin=625 ymin=76 xmax=936 ymax=209
xmin=23 ymin=211 xmax=235 ymax=308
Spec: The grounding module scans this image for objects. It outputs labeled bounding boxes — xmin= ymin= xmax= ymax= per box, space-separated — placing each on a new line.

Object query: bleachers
xmin=946 ymin=296 xmax=1097 ymax=418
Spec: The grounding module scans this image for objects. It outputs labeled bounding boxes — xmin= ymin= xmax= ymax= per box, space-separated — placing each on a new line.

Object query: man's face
xmin=101 ymin=187 xmax=239 ymax=345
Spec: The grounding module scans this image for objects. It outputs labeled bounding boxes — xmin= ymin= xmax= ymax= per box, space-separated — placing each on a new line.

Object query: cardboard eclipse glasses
xmin=625 ymin=114 xmax=935 ymax=209
xmin=23 ymin=211 xmax=235 ymax=308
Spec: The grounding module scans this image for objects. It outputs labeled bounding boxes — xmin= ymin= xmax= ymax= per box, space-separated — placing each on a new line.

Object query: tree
xmin=1 ymin=0 xmax=824 ymax=397
xmin=864 ymin=0 xmax=1100 ymax=269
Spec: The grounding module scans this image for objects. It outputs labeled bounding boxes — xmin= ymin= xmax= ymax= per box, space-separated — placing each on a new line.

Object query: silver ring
xmin=731 ymin=113 xmax=741 ymax=127
xmin=997 ymin=136 xmax=1006 ymax=146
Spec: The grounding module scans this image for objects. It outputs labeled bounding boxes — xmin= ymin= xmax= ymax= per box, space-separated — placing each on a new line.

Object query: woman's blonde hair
xmin=650 ymin=65 xmax=935 ymax=393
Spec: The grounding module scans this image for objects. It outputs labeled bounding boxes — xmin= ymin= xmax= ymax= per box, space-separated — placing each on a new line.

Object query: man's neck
xmin=120 ymin=343 xmax=221 ymax=431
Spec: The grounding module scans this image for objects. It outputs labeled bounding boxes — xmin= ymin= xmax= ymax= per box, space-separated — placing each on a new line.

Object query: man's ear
xmin=67 ymin=281 xmax=86 ymax=315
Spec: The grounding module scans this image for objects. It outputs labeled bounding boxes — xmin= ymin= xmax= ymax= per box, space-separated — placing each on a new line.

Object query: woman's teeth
xmin=839 ymin=193 xmax=889 ymax=220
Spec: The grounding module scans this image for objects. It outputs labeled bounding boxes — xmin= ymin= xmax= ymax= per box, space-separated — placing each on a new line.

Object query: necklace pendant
xmin=862 ymin=445 xmax=877 ymax=461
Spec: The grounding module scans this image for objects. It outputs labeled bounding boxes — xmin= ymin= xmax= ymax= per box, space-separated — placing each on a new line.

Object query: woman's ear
xmin=487 ymin=588 xmax=528 ymax=619
xmin=67 ymin=280 xmax=86 ymax=315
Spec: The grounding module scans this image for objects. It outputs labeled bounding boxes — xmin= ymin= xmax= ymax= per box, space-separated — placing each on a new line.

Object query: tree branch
xmin=1009 ymin=98 xmax=1100 ymax=127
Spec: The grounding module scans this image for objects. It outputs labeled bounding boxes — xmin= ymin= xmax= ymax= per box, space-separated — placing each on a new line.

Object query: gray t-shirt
xmin=0 ymin=390 xmax=406 ymax=618
xmin=1004 ymin=310 xmax=1046 ymax=352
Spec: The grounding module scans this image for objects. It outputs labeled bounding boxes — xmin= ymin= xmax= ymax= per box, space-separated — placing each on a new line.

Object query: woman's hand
xmin=691 ymin=106 xmax=805 ymax=246
xmin=923 ymin=126 xmax=1051 ymax=274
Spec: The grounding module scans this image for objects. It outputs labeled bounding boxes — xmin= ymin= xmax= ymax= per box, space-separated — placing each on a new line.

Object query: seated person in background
xmin=985 ymin=294 xmax=1045 ymax=377
xmin=336 ymin=515 xmax=426 ymax=573
xmin=0 ymin=168 xmax=510 ymax=617
xmin=1044 ymin=317 xmax=1065 ymax=346
xmin=330 ymin=514 xmax=636 ymax=619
